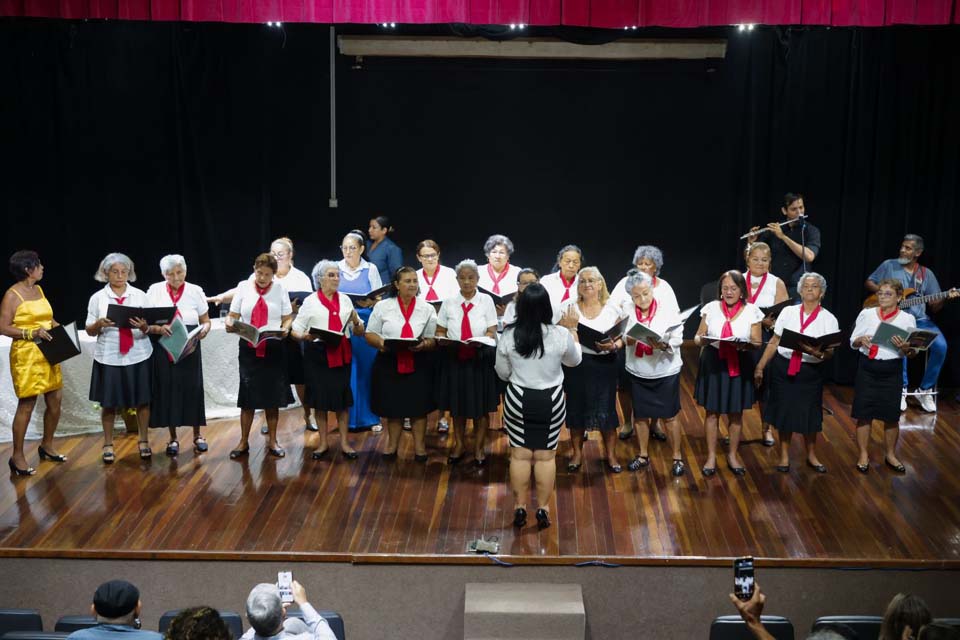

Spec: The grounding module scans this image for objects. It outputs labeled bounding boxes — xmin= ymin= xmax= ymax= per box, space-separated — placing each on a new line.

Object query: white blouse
xmin=292 ymin=291 xmax=360 ymax=337
xmin=850 ymin=307 xmax=917 ymax=360
xmin=86 ymin=284 xmax=153 ymax=366
xmin=338 ymin=258 xmax=383 ymax=290
xmin=477 ymin=262 xmax=524 ymax=296
xmin=495 ymin=324 xmax=582 ymax=389
xmin=248 ymin=266 xmax=313 ymax=294
xmin=437 ymin=292 xmax=498 ymax=340
xmin=700 ymin=300 xmax=764 ymax=349
xmin=622 ymin=303 xmax=683 ymax=379
xmin=541 ymin=272 xmax=579 ymax=309
xmin=145 ymin=282 xmax=209 ymax=326
xmin=610 ymin=276 xmax=680 ymax=315
xmin=416 ymin=265 xmax=459 ymax=303
xmin=560 ymin=300 xmax=624 ymax=356
xmin=774 ymin=305 xmax=840 ymax=363
xmin=229 ymin=280 xmax=292 ymax=329
xmin=367 ymin=297 xmax=437 ymax=339
xmin=745 ymin=271 xmax=783 ymax=309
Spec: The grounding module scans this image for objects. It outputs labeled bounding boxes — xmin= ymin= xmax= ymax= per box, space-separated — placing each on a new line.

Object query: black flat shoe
xmin=807 ymin=461 xmax=827 ymax=474
xmin=102 ymin=445 xmax=115 ymax=464
xmin=727 ymin=460 xmax=746 ymax=476
xmin=775 ymin=464 xmax=790 ymax=473
xmin=671 ymin=459 xmax=685 ymax=477
xmin=628 ymin=455 xmax=649 ymax=471
xmin=447 ymin=453 xmax=464 ymax=465
xmin=165 ymin=440 xmax=179 ymax=457
xmin=618 ymin=427 xmax=634 ymax=441
xmin=702 ymin=465 xmax=717 ymax=477
xmin=885 ymin=457 xmax=906 ymax=473
xmin=38 ymin=446 xmax=67 ymax=462
xmin=193 ymin=436 xmax=208 ymax=453
xmin=267 ymin=446 xmax=286 ymax=458
xmin=856 ymin=462 xmax=870 ymax=474
xmin=513 ymin=507 xmax=527 ymax=528
xmin=8 ymin=459 xmax=35 ymax=476
xmin=260 ymin=425 xmax=269 ymax=435
xmin=650 ymin=430 xmax=668 ymax=442
xmin=566 ymin=461 xmax=582 ymax=472
xmin=381 ymin=451 xmax=398 ymax=460
xmin=762 ymin=431 xmax=776 ymax=447
xmin=305 ymin=423 xmax=319 ymax=432
xmin=138 ymin=441 xmax=153 ymax=460
xmin=414 ymin=453 xmax=428 ymax=463
xmin=229 ymin=447 xmax=249 ymax=460
xmin=341 ymin=450 xmax=359 ymax=460
xmin=311 ymin=449 xmax=328 ymax=460
xmin=535 ymin=508 xmax=551 ymax=530
xmin=607 ymin=461 xmax=623 ymax=474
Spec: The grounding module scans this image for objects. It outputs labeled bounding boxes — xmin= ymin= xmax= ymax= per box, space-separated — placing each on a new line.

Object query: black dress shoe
xmin=267 ymin=446 xmax=286 ymax=458
xmin=311 ymin=449 xmax=328 ymax=460
xmin=305 ymin=423 xmax=319 ymax=432
xmin=414 ymin=453 xmax=428 ymax=463
xmin=885 ymin=457 xmax=906 ymax=473
xmin=762 ymin=430 xmax=776 ymax=447
xmin=447 ymin=453 xmax=464 ymax=465
xmin=775 ymin=464 xmax=790 ymax=473
xmin=618 ymin=426 xmax=634 ymax=441
xmin=341 ymin=450 xmax=359 ymax=460
xmin=566 ymin=461 xmax=582 ymax=472
xmin=856 ymin=462 xmax=870 ymax=474
xmin=727 ymin=460 xmax=746 ymax=476
xmin=650 ymin=430 xmax=668 ymax=442
xmin=806 ymin=461 xmax=827 ymax=474
xmin=513 ymin=507 xmax=527 ymax=528
xmin=535 ymin=508 xmax=551 ymax=530
xmin=607 ymin=461 xmax=623 ymax=474
xmin=702 ymin=465 xmax=717 ymax=477
xmin=8 ymin=459 xmax=35 ymax=476
xmin=38 ymin=446 xmax=67 ymax=462
xmin=260 ymin=425 xmax=269 ymax=435
xmin=671 ymin=459 xmax=685 ymax=477
xmin=381 ymin=451 xmax=398 ymax=460
xmin=628 ymin=455 xmax=649 ymax=472
xmin=229 ymin=447 xmax=249 ymax=460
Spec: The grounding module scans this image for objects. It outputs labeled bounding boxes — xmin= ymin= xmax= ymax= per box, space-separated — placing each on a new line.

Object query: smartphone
xmin=277 ymin=571 xmax=294 ymax=604
xmin=733 ymin=556 xmax=755 ymax=601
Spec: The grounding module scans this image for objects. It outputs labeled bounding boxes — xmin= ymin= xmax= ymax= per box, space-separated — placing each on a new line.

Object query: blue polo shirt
xmin=67 ymin=624 xmax=163 ymax=640
xmin=867 ymin=259 xmax=941 ymax=321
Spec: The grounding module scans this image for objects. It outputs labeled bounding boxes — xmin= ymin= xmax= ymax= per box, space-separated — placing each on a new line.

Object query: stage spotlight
xmin=519 ymin=23 xmax=526 ymax=29
xmin=747 ymin=23 xmax=755 ymax=30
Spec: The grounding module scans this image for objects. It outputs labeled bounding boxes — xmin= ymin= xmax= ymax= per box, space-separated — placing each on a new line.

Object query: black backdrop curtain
xmin=1 ymin=19 xmax=958 ymax=385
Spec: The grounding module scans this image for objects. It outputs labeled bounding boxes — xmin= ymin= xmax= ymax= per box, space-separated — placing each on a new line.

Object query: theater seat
xmin=812 ymin=616 xmax=882 ymax=640
xmin=710 ymin=615 xmax=794 ymax=640
xmin=935 ymin=618 xmax=960 ymax=628
xmin=53 ymin=617 xmax=97 ymax=633
xmin=285 ymin=609 xmax=345 ymax=640
xmin=0 ymin=611 xmax=43 ymax=637
xmin=0 ymin=633 xmax=68 ymax=640
xmin=158 ymin=610 xmax=243 ymax=639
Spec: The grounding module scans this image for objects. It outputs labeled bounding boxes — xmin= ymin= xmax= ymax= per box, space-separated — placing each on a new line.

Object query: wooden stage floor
xmin=2 ymin=355 xmax=959 ymax=567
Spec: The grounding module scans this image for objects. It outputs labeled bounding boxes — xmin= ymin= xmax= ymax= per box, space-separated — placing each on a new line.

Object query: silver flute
xmin=739 ymin=215 xmax=807 ymax=240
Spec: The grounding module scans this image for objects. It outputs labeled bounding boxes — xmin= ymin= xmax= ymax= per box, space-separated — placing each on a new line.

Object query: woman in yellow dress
xmin=0 ymin=251 xmax=66 ymax=476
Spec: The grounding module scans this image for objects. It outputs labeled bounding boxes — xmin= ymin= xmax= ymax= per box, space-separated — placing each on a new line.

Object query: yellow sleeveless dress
xmin=8 ymin=286 xmax=63 ymax=398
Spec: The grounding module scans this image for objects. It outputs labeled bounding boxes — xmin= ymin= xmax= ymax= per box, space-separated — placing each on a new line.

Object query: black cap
xmin=93 ymin=580 xmax=140 ymax=618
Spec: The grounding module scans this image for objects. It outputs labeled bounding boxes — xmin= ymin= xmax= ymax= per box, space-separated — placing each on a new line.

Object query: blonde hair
xmin=745 ymin=241 xmax=771 ymax=262
xmin=575 ymin=266 xmax=609 ymax=305
xmin=271 ymin=237 xmax=294 ymax=255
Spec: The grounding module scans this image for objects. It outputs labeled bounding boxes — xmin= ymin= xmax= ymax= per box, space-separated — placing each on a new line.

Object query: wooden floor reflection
xmin=2 ymin=357 xmax=958 ymax=566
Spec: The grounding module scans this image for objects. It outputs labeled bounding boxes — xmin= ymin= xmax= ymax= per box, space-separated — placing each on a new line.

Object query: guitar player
xmin=865 ymin=234 xmax=959 ymax=412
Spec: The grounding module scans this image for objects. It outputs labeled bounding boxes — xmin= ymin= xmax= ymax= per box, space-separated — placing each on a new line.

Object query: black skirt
xmin=616 ymin=348 xmax=631 ymax=390
xmin=149 ymin=338 xmax=206 ymax=428
xmin=302 ymin=340 xmax=353 ymax=412
xmin=435 ymin=345 xmax=500 ymax=418
xmin=502 ymin=383 xmax=566 ymax=451
xmin=370 ymin=350 xmax=436 ymax=419
xmin=285 ymin=337 xmax=305 ymax=385
xmin=89 ymin=358 xmax=152 ymax=409
xmin=629 ymin=371 xmax=681 ymax=419
xmin=563 ymin=352 xmax=619 ymax=430
xmin=694 ymin=346 xmax=756 ymax=414
xmin=763 ymin=355 xmax=824 ymax=434
xmin=237 ymin=339 xmax=289 ymax=410
xmin=851 ymin=353 xmax=902 ymax=423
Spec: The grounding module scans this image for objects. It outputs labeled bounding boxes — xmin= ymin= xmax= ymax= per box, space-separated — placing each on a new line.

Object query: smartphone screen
xmin=733 ymin=556 xmax=755 ymax=601
xmin=277 ymin=571 xmax=294 ymax=604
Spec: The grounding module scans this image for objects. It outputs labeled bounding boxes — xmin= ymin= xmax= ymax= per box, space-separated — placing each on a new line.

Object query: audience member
xmin=880 ymin=594 xmax=932 ymax=640
xmin=729 ymin=584 xmax=853 ymax=640
xmin=241 ymin=580 xmax=336 ymax=640
xmin=165 ymin=606 xmax=232 ymax=640
xmin=67 ymin=580 xmax=162 ymax=640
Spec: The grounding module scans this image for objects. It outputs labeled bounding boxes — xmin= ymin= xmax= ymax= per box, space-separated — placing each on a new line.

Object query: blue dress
xmin=339 ymin=266 xmax=380 ymax=429
xmin=366 ymin=237 xmax=403 ymax=286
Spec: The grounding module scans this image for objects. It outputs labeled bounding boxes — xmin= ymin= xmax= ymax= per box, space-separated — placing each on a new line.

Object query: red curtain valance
xmin=1 ymin=0 xmax=957 ymax=26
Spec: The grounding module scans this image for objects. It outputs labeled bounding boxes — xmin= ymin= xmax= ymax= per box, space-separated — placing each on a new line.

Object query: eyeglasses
xmin=580 ymin=278 xmax=601 ymax=285
xmin=340 ymin=245 xmax=359 ymax=252
xmin=418 ymin=253 xmax=439 ymax=260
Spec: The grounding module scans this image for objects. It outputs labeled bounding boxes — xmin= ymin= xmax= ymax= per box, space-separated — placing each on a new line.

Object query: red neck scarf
xmin=634 ymin=299 xmax=657 ymax=358
xmin=719 ymin=300 xmax=744 ymax=377
xmin=250 ymin=283 xmax=271 ymax=358
xmin=164 ymin=283 xmax=185 ymax=362
xmin=458 ymin=301 xmax=477 ymax=361
xmin=559 ymin=273 xmax=576 ymax=302
xmin=422 ymin=268 xmax=440 ymax=302
xmin=113 ymin=294 xmax=133 ymax=355
xmin=487 ymin=263 xmax=509 ymax=295
xmin=788 ymin=305 xmax=821 ymax=375
xmin=396 ymin=297 xmax=417 ymax=374
xmin=868 ymin=307 xmax=899 ymax=359
xmin=746 ymin=272 xmax=767 ymax=305
xmin=318 ymin=290 xmax=352 ymax=368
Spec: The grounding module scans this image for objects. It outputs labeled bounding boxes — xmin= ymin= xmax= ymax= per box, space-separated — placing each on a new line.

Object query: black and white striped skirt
xmin=502 ymin=383 xmax=566 ymax=451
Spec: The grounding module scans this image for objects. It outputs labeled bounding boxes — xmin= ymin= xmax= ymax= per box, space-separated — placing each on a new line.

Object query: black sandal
xmin=628 ymin=455 xmax=650 ymax=471
xmin=102 ymin=444 xmax=115 ymax=464
xmin=193 ymin=436 xmax=208 ymax=453
xmin=138 ymin=441 xmax=152 ymax=460
xmin=165 ymin=440 xmax=179 ymax=456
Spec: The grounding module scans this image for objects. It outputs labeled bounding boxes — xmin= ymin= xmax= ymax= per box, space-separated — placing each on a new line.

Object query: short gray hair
xmin=631 ymin=245 xmax=664 ymax=275
xmin=903 ymin=233 xmax=924 ymax=252
xmin=624 ymin=270 xmax=654 ymax=294
xmin=454 ymin=259 xmax=480 ymax=277
xmin=797 ymin=271 xmax=827 ymax=297
xmin=807 ymin=631 xmax=848 ymax=640
xmin=94 ymin=253 xmax=137 ymax=283
xmin=159 ymin=254 xmax=187 ymax=275
xmin=483 ymin=234 xmax=514 ymax=257
xmin=554 ymin=244 xmax=583 ymax=269
xmin=245 ymin=583 xmax=283 ymax=637
xmin=311 ymin=259 xmax=340 ymax=288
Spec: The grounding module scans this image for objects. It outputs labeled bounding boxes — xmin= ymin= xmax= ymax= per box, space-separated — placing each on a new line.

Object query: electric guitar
xmin=863 ymin=287 xmax=959 ymax=309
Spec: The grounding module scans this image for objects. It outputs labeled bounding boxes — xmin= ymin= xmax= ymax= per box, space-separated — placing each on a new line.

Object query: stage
xmin=2 ymin=349 xmax=958 ymax=569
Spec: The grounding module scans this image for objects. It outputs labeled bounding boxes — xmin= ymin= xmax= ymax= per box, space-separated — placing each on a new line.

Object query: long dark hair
xmin=512 ymin=283 xmax=553 ymax=359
